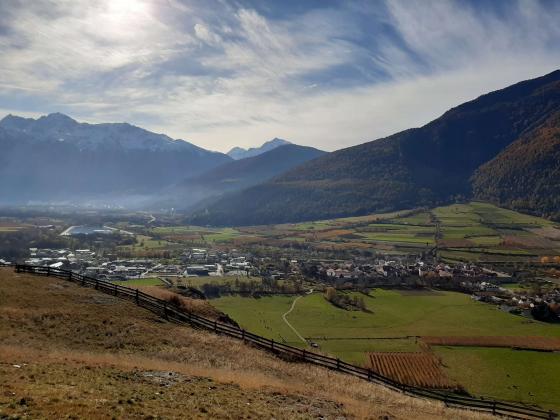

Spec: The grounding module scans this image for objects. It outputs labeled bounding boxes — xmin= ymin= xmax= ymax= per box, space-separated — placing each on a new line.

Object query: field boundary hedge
xmin=9 ymin=264 xmax=557 ymax=420
xmin=422 ymin=336 xmax=560 ymax=351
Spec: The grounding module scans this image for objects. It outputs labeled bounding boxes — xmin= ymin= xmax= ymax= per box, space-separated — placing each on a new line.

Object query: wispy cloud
xmin=0 ymin=0 xmax=559 ymax=152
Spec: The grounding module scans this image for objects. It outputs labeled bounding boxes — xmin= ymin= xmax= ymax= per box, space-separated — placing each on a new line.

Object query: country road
xmin=281 ymin=295 xmax=307 ymax=346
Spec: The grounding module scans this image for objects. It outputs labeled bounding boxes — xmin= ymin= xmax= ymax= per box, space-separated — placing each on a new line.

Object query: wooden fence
xmin=10 ymin=264 xmax=558 ymax=420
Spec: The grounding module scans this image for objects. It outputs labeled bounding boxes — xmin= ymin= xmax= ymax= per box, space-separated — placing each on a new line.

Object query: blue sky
xmin=0 ymin=0 xmax=559 ymax=152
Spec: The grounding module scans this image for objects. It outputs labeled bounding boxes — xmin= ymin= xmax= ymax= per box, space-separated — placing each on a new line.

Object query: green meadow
xmin=211 ymin=289 xmax=560 ymax=364
xmin=112 ymin=277 xmax=164 ymax=287
xmin=435 ymin=346 xmax=560 ymax=411
xmin=211 ymin=289 xmax=560 ymax=404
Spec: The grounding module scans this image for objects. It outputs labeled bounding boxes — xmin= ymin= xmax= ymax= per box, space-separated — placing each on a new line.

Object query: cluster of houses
xmin=20 ymin=246 xmax=255 ymax=281
xmin=25 ymin=248 xmax=96 ymax=269
xmin=312 ymin=258 xmax=509 ymax=285
xmin=301 ymin=257 xmax=559 ymax=322
xmin=471 ymin=281 xmax=560 ymax=321
xmin=182 ymin=248 xmax=254 ymax=277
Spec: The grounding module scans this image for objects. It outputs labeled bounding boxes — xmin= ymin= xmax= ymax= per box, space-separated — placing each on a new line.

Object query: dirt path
xmin=282 ymin=295 xmax=307 ymax=345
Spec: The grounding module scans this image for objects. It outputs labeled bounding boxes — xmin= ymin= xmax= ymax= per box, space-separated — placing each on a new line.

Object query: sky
xmin=0 ymin=0 xmax=559 ymax=153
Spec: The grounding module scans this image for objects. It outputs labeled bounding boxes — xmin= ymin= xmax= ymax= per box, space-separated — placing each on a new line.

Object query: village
xmin=10 ymin=243 xmax=559 ymax=323
xmin=21 ymin=246 xmax=256 ymax=281
xmin=302 ymin=258 xmax=560 ymax=322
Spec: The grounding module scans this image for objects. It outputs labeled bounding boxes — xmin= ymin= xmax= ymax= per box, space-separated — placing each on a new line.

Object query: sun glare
xmin=108 ymin=0 xmax=150 ymax=16
xmin=101 ymin=0 xmax=152 ymax=38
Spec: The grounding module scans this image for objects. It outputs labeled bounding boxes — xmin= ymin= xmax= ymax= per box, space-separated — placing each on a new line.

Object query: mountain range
xmin=189 ymin=69 xmax=560 ymax=226
xmin=227 ymin=138 xmax=291 ymax=160
xmin=0 ymin=113 xmax=323 ymax=209
xmin=0 ymin=113 xmax=232 ymax=206
xmin=1 ymin=70 xmax=559 ymax=223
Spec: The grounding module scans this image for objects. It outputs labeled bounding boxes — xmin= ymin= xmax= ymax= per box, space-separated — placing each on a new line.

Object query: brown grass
xmin=138 ymin=286 xmax=223 ymax=319
xmin=439 ymin=239 xmax=475 ymax=248
xmin=0 ymin=268 xmax=492 ymax=419
xmin=422 ymin=336 xmax=560 ymax=351
xmin=530 ymin=226 xmax=560 ymax=240
xmin=314 ymin=229 xmax=355 ymax=240
xmin=503 ymin=235 xmax=558 ymax=249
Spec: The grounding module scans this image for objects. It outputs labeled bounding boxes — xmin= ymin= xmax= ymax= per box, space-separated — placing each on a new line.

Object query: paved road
xmin=281 ymin=295 xmax=307 ymax=345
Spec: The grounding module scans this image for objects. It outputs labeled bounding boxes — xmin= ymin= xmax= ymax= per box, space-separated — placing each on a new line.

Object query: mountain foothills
xmin=227 ymin=138 xmax=291 ymax=160
xmin=166 ymin=144 xmax=326 ymax=208
xmin=190 ymin=69 xmax=560 ymax=226
xmin=0 ymin=113 xmax=231 ymax=206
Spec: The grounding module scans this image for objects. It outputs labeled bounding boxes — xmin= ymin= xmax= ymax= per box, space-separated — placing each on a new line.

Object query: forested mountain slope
xmin=180 ymin=144 xmax=325 ymax=195
xmin=473 ymin=111 xmax=560 ymax=219
xmin=189 ymin=70 xmax=560 ymax=226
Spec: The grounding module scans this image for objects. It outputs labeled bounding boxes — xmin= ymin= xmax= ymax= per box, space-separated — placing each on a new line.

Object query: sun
xmin=107 ymin=0 xmax=150 ymax=16
xmin=102 ymin=0 xmax=152 ymax=36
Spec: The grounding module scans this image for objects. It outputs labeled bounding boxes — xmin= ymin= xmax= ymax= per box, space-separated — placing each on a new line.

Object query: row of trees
xmin=199 ymin=277 xmax=305 ymax=298
xmin=324 ymin=287 xmax=368 ymax=311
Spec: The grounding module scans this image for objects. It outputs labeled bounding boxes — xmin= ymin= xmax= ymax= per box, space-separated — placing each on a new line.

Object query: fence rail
xmin=10 ymin=264 xmax=557 ymax=420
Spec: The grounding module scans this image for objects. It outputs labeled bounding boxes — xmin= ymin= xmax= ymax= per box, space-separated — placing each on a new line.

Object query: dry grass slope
xmin=0 ymin=268 xmax=492 ymax=419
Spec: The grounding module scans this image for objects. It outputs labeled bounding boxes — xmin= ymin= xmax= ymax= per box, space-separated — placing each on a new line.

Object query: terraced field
xmin=432 ymin=202 xmax=560 ymax=262
xmin=141 ymin=202 xmax=560 ymax=262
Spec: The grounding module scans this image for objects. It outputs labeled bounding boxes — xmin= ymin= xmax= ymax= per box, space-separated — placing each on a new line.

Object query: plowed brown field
xmin=367 ymin=352 xmax=456 ymax=389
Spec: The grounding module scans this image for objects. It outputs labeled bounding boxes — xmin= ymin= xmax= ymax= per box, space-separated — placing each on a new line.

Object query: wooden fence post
xmin=114 ymin=284 xmax=117 ymax=296
xmin=368 ymin=369 xmax=372 ymax=381
xmin=492 ymin=401 xmax=496 ymax=415
xmin=214 ymin=321 xmax=217 ymax=332
xmin=336 ymin=358 xmax=341 ymax=370
xmin=271 ymin=339 xmax=274 ymax=350
xmin=163 ymin=303 xmax=168 ymax=320
xmin=241 ymin=329 xmax=245 ymax=341
xmin=95 ymin=279 xmax=99 ymax=290
xmin=302 ymin=349 xmax=306 ymax=360
xmin=135 ymin=289 xmax=139 ymax=305
xmin=46 ymin=267 xmax=51 ymax=276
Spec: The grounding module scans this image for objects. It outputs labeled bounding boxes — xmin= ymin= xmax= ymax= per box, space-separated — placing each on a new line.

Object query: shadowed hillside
xmin=189 ymin=70 xmax=560 ymax=226
xmin=164 ymin=144 xmax=326 ymax=210
xmin=473 ymin=111 xmax=560 ymax=219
